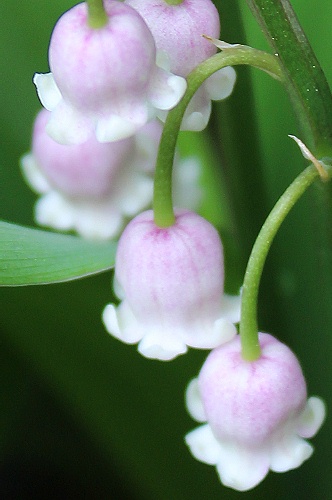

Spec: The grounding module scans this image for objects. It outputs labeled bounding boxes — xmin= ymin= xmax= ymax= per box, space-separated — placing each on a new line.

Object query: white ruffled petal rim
xmin=103 ymin=301 xmax=188 ymax=360
xmin=35 ymin=192 xmax=124 ymax=239
xmin=28 ymin=156 xmax=153 ymax=239
xmin=186 ymin=425 xmax=269 ymax=491
xmin=20 ymin=153 xmax=52 ymax=194
xmin=204 ymin=67 xmax=237 ymax=101
xmin=138 ymin=331 xmax=187 ymax=361
xmin=296 ymin=396 xmax=326 ymax=438
xmin=157 ymin=100 xmax=212 ymax=131
xmin=149 ymin=67 xmax=187 ymax=111
xmin=103 ymin=296 xmax=239 ymax=359
xmin=185 ymin=398 xmax=324 ymax=491
xmin=95 ymin=102 xmax=151 ymax=143
xmin=185 ymin=317 xmax=237 ymax=349
xmin=46 ymin=101 xmax=93 ymax=145
xmin=185 ymin=424 xmax=222 ymax=465
xmin=33 ymin=73 xmax=62 ymax=111
xmin=269 ymin=434 xmax=313 ymax=473
xmin=103 ymin=302 xmax=144 ymax=344
xmin=216 ymin=441 xmax=269 ymax=491
xmin=181 ymin=92 xmax=211 ymax=132
xmin=185 ymin=378 xmax=206 ymax=423
xmin=221 ymin=292 xmax=242 ymax=324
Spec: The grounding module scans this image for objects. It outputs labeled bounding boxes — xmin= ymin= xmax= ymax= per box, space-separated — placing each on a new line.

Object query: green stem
xmin=153 ymin=46 xmax=283 ymax=227
xmin=239 ymin=163 xmax=331 ymax=361
xmin=246 ymin=0 xmax=332 ymax=157
xmin=87 ymin=0 xmax=108 ymax=29
xmin=164 ymin=0 xmax=183 ymax=4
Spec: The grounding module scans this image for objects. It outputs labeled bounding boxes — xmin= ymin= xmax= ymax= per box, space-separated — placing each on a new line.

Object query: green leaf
xmin=0 ymin=221 xmax=116 ymax=286
xmin=246 ymin=0 xmax=332 ymax=156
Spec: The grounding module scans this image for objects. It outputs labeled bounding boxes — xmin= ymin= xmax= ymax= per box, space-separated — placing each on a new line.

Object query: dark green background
xmin=1 ymin=1 xmax=331 ymax=498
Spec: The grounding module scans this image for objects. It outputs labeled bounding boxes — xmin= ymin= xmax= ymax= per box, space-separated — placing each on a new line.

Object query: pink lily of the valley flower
xmin=21 ymin=110 xmax=202 ymax=240
xmin=185 ymin=333 xmax=326 ymax=491
xmin=125 ymin=0 xmax=236 ymax=131
xmin=102 ymin=209 xmax=240 ymax=360
xmin=34 ymin=0 xmax=186 ymax=145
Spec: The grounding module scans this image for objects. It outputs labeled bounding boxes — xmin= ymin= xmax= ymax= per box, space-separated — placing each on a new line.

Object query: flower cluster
xmin=21 ymin=109 xmax=201 ymax=239
xmin=25 ymin=0 xmax=235 ymax=239
xmin=23 ymin=0 xmax=325 ymax=493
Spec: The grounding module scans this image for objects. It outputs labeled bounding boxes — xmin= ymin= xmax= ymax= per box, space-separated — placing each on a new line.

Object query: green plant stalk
xmin=165 ymin=0 xmax=183 ymax=5
xmin=153 ymin=46 xmax=283 ymax=227
xmin=87 ymin=0 xmax=108 ymax=29
xmin=246 ymin=0 xmax=332 ymax=157
xmin=239 ymin=163 xmax=330 ymax=361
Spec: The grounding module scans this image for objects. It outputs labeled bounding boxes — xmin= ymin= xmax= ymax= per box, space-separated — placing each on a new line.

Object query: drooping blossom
xmin=125 ymin=0 xmax=236 ymax=130
xmin=34 ymin=0 xmax=186 ymax=145
xmin=103 ymin=209 xmax=240 ymax=360
xmin=21 ymin=109 xmax=202 ymax=239
xmin=185 ymin=333 xmax=326 ymax=491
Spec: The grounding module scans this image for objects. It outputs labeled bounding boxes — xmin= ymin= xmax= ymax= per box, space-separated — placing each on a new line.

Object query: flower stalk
xmin=87 ymin=0 xmax=108 ymax=29
xmin=153 ymin=44 xmax=283 ymax=227
xmin=240 ymin=161 xmax=332 ymax=361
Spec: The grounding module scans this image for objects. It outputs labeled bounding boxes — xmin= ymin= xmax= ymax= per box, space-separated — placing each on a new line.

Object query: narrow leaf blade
xmin=0 ymin=221 xmax=116 ymax=286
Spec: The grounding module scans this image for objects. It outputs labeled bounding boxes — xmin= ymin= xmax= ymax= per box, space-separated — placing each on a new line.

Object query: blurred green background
xmin=1 ymin=0 xmax=332 ymax=498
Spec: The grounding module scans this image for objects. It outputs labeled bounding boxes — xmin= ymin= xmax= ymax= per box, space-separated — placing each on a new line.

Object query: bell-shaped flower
xmin=185 ymin=333 xmax=326 ymax=491
xmin=33 ymin=1 xmax=186 ymax=145
xmin=20 ymin=109 xmax=155 ymax=239
xmin=21 ymin=110 xmax=202 ymax=239
xmin=125 ymin=0 xmax=236 ymax=131
xmin=102 ymin=209 xmax=240 ymax=360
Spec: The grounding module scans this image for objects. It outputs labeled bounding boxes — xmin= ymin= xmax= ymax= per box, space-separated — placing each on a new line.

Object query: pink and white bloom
xmin=33 ymin=1 xmax=186 ymax=145
xmin=21 ymin=109 xmax=155 ymax=239
xmin=185 ymin=333 xmax=326 ymax=491
xmin=125 ymin=0 xmax=236 ymax=130
xmin=21 ymin=110 xmax=202 ymax=239
xmin=102 ymin=209 xmax=240 ymax=360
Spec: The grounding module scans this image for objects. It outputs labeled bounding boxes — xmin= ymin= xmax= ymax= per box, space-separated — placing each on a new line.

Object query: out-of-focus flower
xmin=34 ymin=0 xmax=186 ymax=145
xmin=21 ymin=109 xmax=154 ymax=239
xmin=103 ymin=209 xmax=240 ymax=360
xmin=185 ymin=333 xmax=326 ymax=491
xmin=125 ymin=0 xmax=236 ymax=130
xmin=21 ymin=110 xmax=202 ymax=239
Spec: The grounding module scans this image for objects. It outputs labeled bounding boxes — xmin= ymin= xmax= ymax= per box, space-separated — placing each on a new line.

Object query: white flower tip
xmin=221 ymin=293 xmax=242 ymax=323
xmin=270 ymin=436 xmax=313 ymax=473
xmin=35 ymin=193 xmax=74 ymax=230
xmin=96 ymin=115 xmax=143 ymax=143
xmin=185 ymin=424 xmax=221 ymax=465
xmin=138 ymin=333 xmax=187 ymax=361
xmin=33 ymin=72 xmax=62 ymax=111
xmin=297 ymin=396 xmax=326 ymax=438
xmin=182 ymin=111 xmax=208 ymax=132
xmin=158 ymin=74 xmax=187 ymax=111
xmin=185 ymin=378 xmax=206 ymax=422
xmin=102 ymin=304 xmax=122 ymax=339
xmin=20 ymin=153 xmax=51 ymax=194
xmin=205 ymin=67 xmax=237 ymax=101
xmin=212 ymin=318 xmax=237 ymax=345
xmin=149 ymin=69 xmax=187 ymax=111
